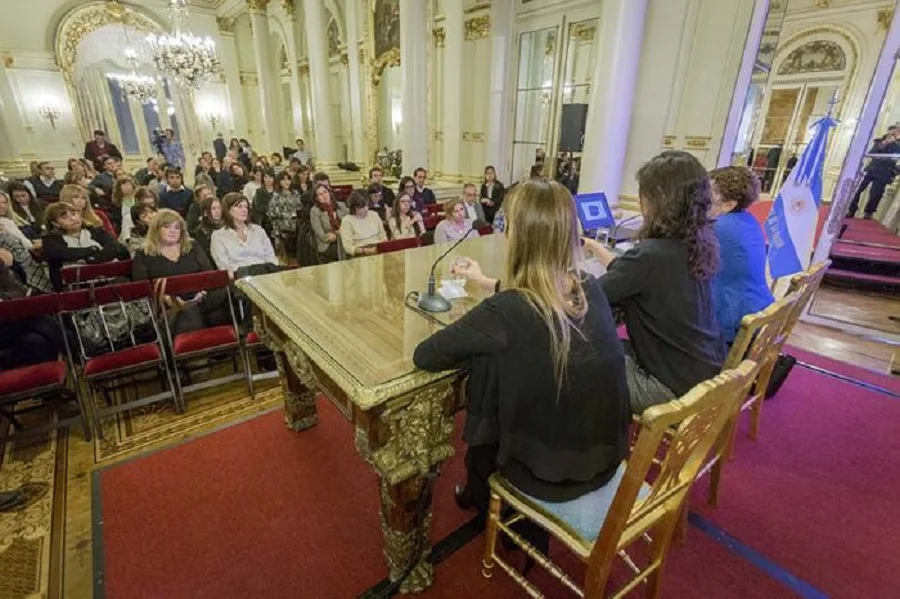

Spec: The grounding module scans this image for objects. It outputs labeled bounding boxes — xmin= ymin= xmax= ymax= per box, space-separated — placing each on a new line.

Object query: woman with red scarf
xmin=309 ymin=183 xmax=348 ymax=262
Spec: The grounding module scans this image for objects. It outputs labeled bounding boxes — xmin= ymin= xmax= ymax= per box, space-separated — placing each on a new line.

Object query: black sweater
xmin=42 ymin=227 xmax=128 ymax=291
xmin=131 ymin=244 xmax=214 ymax=281
xmin=413 ymin=280 xmax=630 ymax=502
xmin=600 ymin=238 xmax=725 ymax=396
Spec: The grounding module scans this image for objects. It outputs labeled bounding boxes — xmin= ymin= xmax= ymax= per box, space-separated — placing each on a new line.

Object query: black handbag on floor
xmin=765 ymin=353 xmax=797 ymax=399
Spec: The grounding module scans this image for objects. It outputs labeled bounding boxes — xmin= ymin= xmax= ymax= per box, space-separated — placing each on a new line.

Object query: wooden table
xmin=237 ymin=234 xmax=507 ymax=593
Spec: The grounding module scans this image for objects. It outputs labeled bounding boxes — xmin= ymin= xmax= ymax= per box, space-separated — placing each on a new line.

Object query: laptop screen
xmin=574 ymin=192 xmax=615 ymax=231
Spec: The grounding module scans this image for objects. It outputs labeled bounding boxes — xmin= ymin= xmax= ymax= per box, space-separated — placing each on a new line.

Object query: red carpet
xmin=692 ymin=366 xmax=900 ymax=598
xmin=98 ymin=365 xmax=900 ymax=598
xmin=840 ymin=219 xmax=900 ymax=248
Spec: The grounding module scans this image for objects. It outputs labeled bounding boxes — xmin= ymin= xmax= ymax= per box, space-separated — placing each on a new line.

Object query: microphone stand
xmin=417 ymin=226 xmax=477 ymax=313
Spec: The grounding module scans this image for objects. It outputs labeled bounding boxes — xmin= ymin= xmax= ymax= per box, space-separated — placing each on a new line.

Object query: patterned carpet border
xmin=94 ymin=386 xmax=282 ymax=465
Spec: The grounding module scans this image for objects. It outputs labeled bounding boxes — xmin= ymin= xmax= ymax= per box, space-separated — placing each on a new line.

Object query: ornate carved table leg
xmin=361 ymin=380 xmax=456 ymax=594
xmin=274 ymin=344 xmax=319 ymax=432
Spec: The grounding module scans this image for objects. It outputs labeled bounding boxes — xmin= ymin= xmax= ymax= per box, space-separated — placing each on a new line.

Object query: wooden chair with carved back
xmin=481 ymin=361 xmax=758 ymax=599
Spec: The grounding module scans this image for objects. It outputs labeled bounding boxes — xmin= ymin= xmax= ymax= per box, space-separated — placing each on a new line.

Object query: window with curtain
xmin=107 ymin=79 xmax=140 ymax=154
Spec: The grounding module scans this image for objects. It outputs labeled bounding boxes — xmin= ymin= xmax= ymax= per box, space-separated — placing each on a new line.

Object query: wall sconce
xmin=206 ymin=112 xmax=222 ymax=129
xmin=39 ymin=104 xmax=61 ymax=129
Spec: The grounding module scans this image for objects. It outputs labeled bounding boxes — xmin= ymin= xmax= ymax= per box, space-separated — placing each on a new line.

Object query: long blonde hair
xmin=144 ymin=208 xmax=193 ymax=256
xmin=59 ymin=184 xmax=102 ymax=228
xmin=503 ymin=180 xmax=587 ymax=393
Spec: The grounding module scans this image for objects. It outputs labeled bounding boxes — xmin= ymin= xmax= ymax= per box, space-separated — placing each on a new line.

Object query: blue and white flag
xmin=764 ymin=115 xmax=836 ymax=278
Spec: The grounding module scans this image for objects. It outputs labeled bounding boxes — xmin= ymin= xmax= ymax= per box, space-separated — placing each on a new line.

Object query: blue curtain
xmin=107 ymin=79 xmax=140 ymax=154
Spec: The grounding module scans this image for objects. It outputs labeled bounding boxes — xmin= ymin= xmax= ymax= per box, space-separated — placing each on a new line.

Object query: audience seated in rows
xmin=309 ymin=183 xmax=348 ymax=262
xmin=210 ymin=193 xmax=281 ymax=279
xmin=434 ymin=198 xmax=480 ymax=245
xmin=25 ymin=161 xmax=62 ymax=201
xmin=389 ymin=193 xmax=425 ymax=240
xmin=126 ymin=204 xmax=156 ymax=257
xmin=41 ymin=201 xmax=128 ymax=291
xmin=185 ymin=185 xmax=215 ymax=233
xmin=461 ymin=182 xmax=486 ymax=222
xmin=132 ymin=209 xmax=231 ymax=337
xmin=88 ymin=156 xmax=119 ymax=213
xmin=159 ymin=168 xmax=193 ymax=217
xmin=6 ymin=182 xmax=45 ymax=240
xmin=83 ymin=129 xmax=122 ymax=168
xmin=340 ymin=191 xmax=387 ymax=258
xmin=114 ymin=177 xmax=138 ymax=241
xmin=0 ymin=189 xmax=35 ymax=249
xmin=193 ymin=195 xmax=223 ymax=258
xmin=59 ymin=184 xmax=116 ymax=238
xmin=368 ymin=166 xmax=395 ymax=211
xmin=251 ymin=170 xmax=277 ymax=237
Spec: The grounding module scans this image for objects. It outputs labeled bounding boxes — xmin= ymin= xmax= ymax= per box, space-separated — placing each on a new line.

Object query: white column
xmin=248 ymin=3 xmax=280 ymax=153
xmin=303 ymin=0 xmax=338 ymax=163
xmin=283 ymin=5 xmax=304 ymax=140
xmin=486 ymin=0 xmax=515 ymax=181
xmin=399 ymin=0 xmax=429 ymax=173
xmin=344 ymin=3 xmax=366 ymax=164
xmin=218 ymin=24 xmax=246 ymax=136
xmin=580 ymin=0 xmax=647 ymax=209
xmin=717 ymin=0 xmax=769 ymax=167
xmin=441 ymin=0 xmax=464 ymax=182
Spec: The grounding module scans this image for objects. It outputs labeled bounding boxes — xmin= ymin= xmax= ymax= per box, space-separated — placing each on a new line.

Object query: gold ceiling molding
xmin=433 ymin=27 xmax=446 ymax=48
xmin=571 ymin=23 xmax=596 ymax=43
xmin=217 ymin=17 xmax=236 ymax=33
xmin=662 ymin=135 xmax=676 ymax=148
xmin=464 ymin=16 xmax=491 ymax=41
xmin=340 ymin=52 xmax=349 ymax=67
xmin=814 ymin=0 xmax=830 ymax=7
xmin=371 ymin=47 xmax=400 ymax=86
xmin=246 ymin=0 xmax=269 ymax=11
xmin=55 ymin=1 xmax=163 ymax=78
xmin=877 ymin=9 xmax=894 ymax=32
xmin=281 ymin=0 xmax=295 ymax=16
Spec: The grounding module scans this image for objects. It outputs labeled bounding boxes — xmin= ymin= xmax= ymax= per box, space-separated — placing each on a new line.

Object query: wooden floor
xmin=809 ymin=286 xmax=900 ymax=337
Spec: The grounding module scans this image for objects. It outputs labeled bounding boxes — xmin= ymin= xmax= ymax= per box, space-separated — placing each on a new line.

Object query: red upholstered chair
xmin=376 ymin=237 xmax=420 ymax=254
xmin=58 ymin=280 xmax=176 ymax=436
xmin=158 ymin=270 xmax=253 ymax=404
xmin=0 ymin=294 xmax=92 ymax=440
xmin=423 ymin=215 xmax=441 ymax=231
xmin=477 ymin=224 xmax=494 ymax=236
xmin=425 ymin=203 xmax=444 ymax=217
xmin=61 ymin=259 xmax=132 ymax=290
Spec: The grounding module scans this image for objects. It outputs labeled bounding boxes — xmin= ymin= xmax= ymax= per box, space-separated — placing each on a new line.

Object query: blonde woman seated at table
xmin=389 ymin=193 xmax=425 ymax=240
xmin=340 ymin=191 xmax=387 ymax=257
xmin=210 ymin=192 xmax=280 ymax=279
xmin=309 ymin=183 xmax=348 ymax=262
xmin=434 ymin=198 xmax=480 ymax=245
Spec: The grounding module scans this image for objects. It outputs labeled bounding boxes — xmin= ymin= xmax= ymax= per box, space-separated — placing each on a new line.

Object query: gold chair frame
xmin=482 ymin=361 xmax=758 ymax=599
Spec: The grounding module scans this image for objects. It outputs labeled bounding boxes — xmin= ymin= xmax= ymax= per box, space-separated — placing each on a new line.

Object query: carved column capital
xmin=246 ymin=0 xmax=269 ymax=11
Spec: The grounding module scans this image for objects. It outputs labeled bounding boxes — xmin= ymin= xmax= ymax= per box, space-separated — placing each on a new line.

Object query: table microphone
xmin=417 ymin=226 xmax=477 ymax=313
xmin=608 ymin=214 xmax=641 ymax=248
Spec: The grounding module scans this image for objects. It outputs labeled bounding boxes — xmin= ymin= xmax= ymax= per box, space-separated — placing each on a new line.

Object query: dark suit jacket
xmin=213 ymin=138 xmax=227 ymax=161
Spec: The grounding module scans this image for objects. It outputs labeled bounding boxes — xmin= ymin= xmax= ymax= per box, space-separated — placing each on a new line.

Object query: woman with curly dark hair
xmin=583 ymin=150 xmax=725 ymax=413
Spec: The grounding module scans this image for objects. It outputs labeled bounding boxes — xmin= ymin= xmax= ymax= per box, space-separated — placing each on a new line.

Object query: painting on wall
xmin=374 ymin=0 xmax=400 ymax=59
xmin=778 ymin=40 xmax=847 ymax=76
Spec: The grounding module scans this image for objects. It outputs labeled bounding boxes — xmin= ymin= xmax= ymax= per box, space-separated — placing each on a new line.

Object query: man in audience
xmin=25 ymin=161 xmax=62 ymax=201
xmin=217 ymin=155 xmax=236 ymax=197
xmin=293 ymin=138 xmax=313 ymax=168
xmin=461 ymin=183 xmax=486 ymax=223
xmin=161 ymin=128 xmax=186 ymax=170
xmin=159 ymin=168 xmax=193 ymax=217
xmin=413 ymin=167 xmax=436 ymax=207
xmin=84 ymin=130 xmax=122 ymax=169
xmin=286 ymin=156 xmax=302 ymax=179
xmin=89 ymin=156 xmax=120 ymax=212
xmin=368 ymin=166 xmax=395 ymax=208
xmin=213 ymin=132 xmax=227 ymax=161
xmin=135 ymin=157 xmax=164 ymax=187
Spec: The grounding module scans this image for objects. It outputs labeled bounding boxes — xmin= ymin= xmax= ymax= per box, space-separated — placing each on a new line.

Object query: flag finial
xmin=826 ymin=90 xmax=840 ymax=117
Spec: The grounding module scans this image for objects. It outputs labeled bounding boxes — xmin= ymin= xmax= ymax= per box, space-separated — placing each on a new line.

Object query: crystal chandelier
xmin=107 ymin=48 xmax=159 ymax=105
xmin=146 ymin=0 xmax=219 ymax=89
